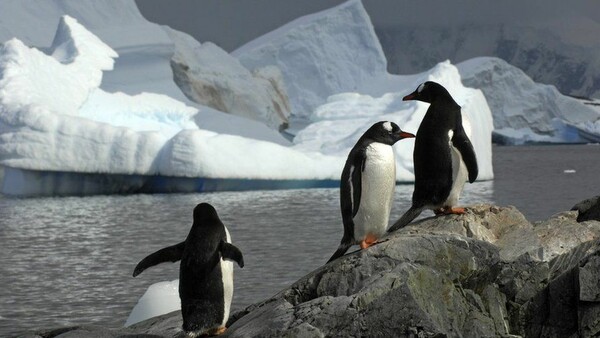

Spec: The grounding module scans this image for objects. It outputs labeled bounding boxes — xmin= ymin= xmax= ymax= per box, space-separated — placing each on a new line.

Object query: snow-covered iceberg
xmin=0 ymin=16 xmax=343 ymax=194
xmin=457 ymin=57 xmax=600 ymax=145
xmin=234 ymin=0 xmax=388 ymax=118
xmin=294 ymin=60 xmax=494 ymax=182
xmin=0 ymin=0 xmax=291 ymax=135
xmin=125 ymin=280 xmax=180 ymax=327
xmin=0 ymin=1 xmax=494 ymax=196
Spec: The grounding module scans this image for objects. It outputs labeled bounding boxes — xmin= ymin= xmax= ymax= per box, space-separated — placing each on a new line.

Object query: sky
xmin=136 ymin=0 xmax=600 ymax=52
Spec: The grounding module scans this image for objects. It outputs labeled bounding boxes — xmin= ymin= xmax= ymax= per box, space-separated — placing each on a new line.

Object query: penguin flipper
xmin=452 ymin=123 xmax=478 ymax=183
xmin=341 ymin=148 xmax=365 ymax=220
xmin=220 ymin=241 xmax=244 ymax=268
xmin=327 ymin=241 xmax=352 ymax=263
xmin=388 ymin=206 xmax=424 ymax=232
xmin=340 ymin=147 xmax=366 ymax=242
xmin=133 ymin=241 xmax=185 ymax=277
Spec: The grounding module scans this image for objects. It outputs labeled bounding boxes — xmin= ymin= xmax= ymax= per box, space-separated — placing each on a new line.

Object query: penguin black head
xmin=403 ymin=81 xmax=453 ymax=104
xmin=363 ymin=121 xmax=415 ymax=145
xmin=192 ymin=203 xmax=219 ymax=224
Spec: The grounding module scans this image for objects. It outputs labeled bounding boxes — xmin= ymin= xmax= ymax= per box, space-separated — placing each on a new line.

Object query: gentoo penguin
xmin=388 ymin=81 xmax=478 ymax=232
xmin=327 ymin=121 xmax=415 ymax=262
xmin=133 ymin=203 xmax=244 ymax=336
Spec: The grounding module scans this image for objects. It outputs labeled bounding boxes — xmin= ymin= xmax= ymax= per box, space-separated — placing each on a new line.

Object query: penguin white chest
xmin=220 ymin=226 xmax=234 ymax=326
xmin=353 ymin=142 xmax=396 ymax=240
xmin=446 ymin=130 xmax=468 ymax=207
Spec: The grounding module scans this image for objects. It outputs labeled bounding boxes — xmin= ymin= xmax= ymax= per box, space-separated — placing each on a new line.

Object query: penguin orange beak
xmin=403 ymin=92 xmax=416 ymax=101
xmin=399 ymin=131 xmax=415 ymax=139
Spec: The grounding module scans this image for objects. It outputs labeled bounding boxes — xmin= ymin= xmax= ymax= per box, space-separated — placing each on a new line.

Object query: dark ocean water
xmin=0 ymin=144 xmax=598 ymax=336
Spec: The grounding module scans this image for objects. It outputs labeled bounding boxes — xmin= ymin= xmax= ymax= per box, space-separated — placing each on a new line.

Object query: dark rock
xmin=580 ymin=255 xmax=600 ymax=302
xmin=224 ymin=234 xmax=505 ymax=337
xmin=572 ymin=195 xmax=600 ymax=222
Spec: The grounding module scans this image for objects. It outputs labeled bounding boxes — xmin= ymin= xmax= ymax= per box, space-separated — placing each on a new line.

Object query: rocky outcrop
xmin=23 ymin=203 xmax=600 ymax=338
xmin=572 ymin=195 xmax=600 ymax=222
xmin=217 ymin=205 xmax=600 ymax=337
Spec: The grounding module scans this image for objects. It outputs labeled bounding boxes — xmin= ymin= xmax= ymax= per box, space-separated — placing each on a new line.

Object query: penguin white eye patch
xmin=417 ymin=83 xmax=425 ymax=93
xmin=383 ymin=121 xmax=393 ymax=132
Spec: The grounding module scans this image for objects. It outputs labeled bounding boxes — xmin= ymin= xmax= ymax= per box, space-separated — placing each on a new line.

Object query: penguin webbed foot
xmin=437 ymin=206 xmax=467 ymax=215
xmin=360 ymin=234 xmax=379 ymax=249
xmin=208 ymin=326 xmax=227 ymax=336
xmin=182 ymin=326 xmax=226 ymax=337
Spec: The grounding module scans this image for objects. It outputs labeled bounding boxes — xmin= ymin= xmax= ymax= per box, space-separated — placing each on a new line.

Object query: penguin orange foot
xmin=389 ymin=81 xmax=479 ymax=232
xmin=360 ymin=234 xmax=379 ymax=249
xmin=441 ymin=206 xmax=466 ymax=215
xmin=326 ymin=121 xmax=415 ymax=263
xmin=211 ymin=327 xmax=227 ymax=336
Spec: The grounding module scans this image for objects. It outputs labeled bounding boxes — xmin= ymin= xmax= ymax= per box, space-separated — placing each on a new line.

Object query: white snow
xmin=125 ymin=280 xmax=180 ymax=327
xmin=582 ymin=120 xmax=600 ymax=135
xmin=0 ymin=0 xmax=292 ymax=142
xmin=0 ymin=15 xmax=320 ymax=179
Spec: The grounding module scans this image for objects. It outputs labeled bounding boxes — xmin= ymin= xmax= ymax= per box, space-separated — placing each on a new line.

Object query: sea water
xmin=0 ymin=144 xmax=598 ymax=336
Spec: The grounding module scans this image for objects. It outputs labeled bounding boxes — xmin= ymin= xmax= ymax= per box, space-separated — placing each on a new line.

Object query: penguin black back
xmin=179 ymin=203 xmax=243 ymax=334
xmin=411 ymin=82 xmax=463 ymax=207
xmin=389 ymin=82 xmax=478 ymax=232
xmin=183 ymin=203 xmax=223 ymax=265
xmin=132 ymin=202 xmax=244 ymax=336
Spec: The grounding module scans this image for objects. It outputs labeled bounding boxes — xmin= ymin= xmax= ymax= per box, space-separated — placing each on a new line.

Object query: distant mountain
xmin=376 ymin=23 xmax=600 ymax=99
xmin=133 ymin=0 xmax=600 ymax=100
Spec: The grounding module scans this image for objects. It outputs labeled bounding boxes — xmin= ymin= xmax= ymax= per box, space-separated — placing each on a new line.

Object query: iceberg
xmin=234 ymin=0 xmax=388 ymax=118
xmin=125 ymin=280 xmax=180 ymax=327
xmin=0 ymin=16 xmax=339 ymax=195
xmin=294 ymin=61 xmax=494 ymax=181
xmin=0 ymin=1 xmax=494 ymax=197
xmin=0 ymin=0 xmax=292 ymax=137
xmin=457 ymin=57 xmax=600 ymax=144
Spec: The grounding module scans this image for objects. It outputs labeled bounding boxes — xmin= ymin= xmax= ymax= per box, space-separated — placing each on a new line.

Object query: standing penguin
xmin=388 ymin=81 xmax=478 ymax=232
xmin=133 ymin=203 xmax=244 ymax=336
xmin=327 ymin=121 xmax=415 ymax=262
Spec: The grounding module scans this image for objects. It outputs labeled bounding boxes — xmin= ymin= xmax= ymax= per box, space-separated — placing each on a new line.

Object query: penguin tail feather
xmin=388 ymin=206 xmax=424 ymax=233
xmin=327 ymin=242 xmax=351 ymax=263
